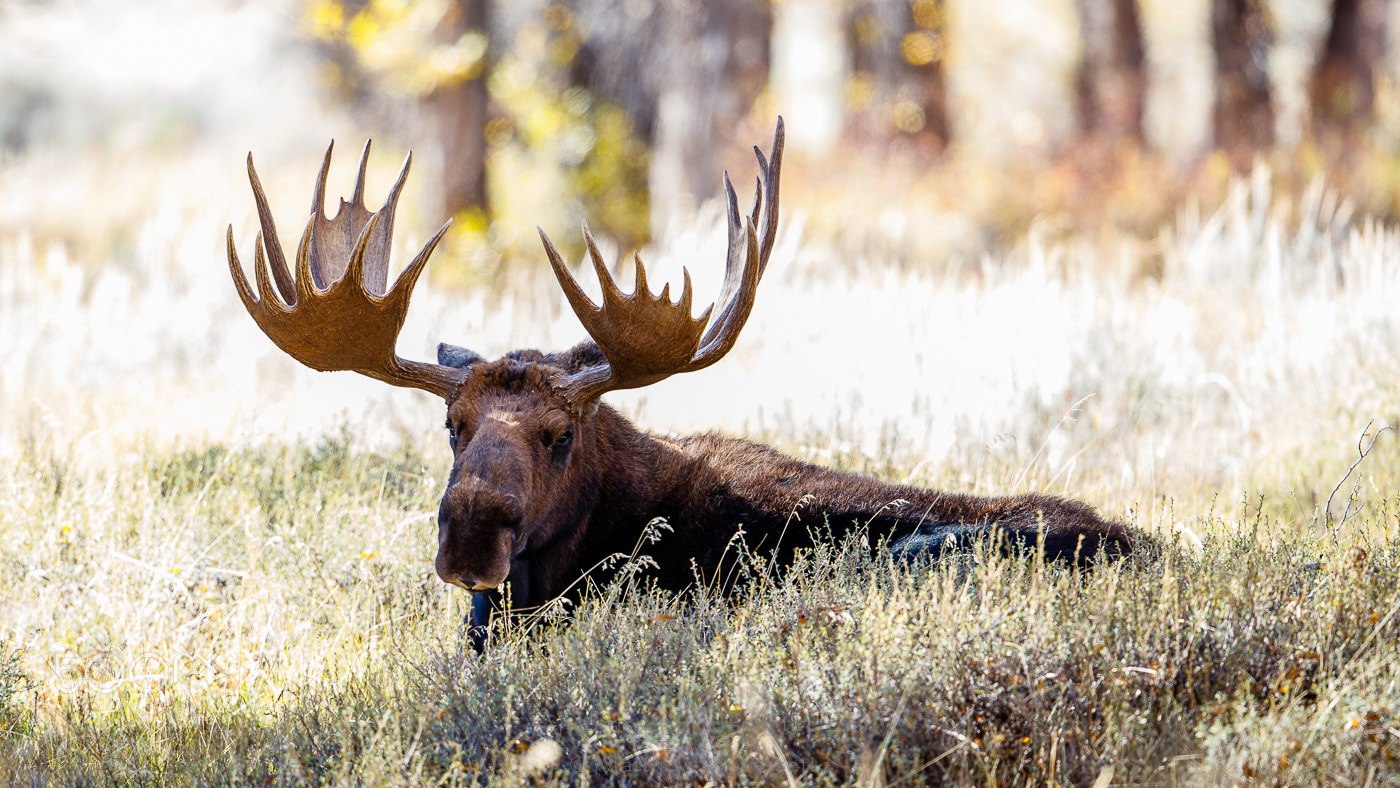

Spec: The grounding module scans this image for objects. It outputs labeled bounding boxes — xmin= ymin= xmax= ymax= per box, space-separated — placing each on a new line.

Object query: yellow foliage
xmin=852 ymin=13 xmax=883 ymax=46
xmin=844 ymin=72 xmax=877 ymax=112
xmin=543 ymin=3 xmax=573 ymax=32
xmin=304 ymin=0 xmax=486 ymax=98
xmin=574 ymin=103 xmax=649 ymax=246
xmin=305 ymin=0 xmax=344 ymax=40
xmin=901 ymin=31 xmax=942 ymax=67
xmin=912 ymin=0 xmax=943 ymax=30
xmin=487 ymin=36 xmax=650 ymax=251
xmin=300 ymin=1 xmax=650 ymax=250
xmin=892 ymin=99 xmax=926 ymax=133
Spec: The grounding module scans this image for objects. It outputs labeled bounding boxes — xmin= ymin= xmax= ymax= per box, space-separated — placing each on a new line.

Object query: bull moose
xmin=225 ymin=119 xmax=1147 ymax=644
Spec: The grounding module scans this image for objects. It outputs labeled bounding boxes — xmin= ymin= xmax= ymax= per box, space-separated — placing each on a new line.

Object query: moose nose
xmin=435 ymin=479 xmax=521 ymax=591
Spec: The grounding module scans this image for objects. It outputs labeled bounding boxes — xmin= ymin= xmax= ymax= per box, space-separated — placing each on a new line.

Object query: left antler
xmin=539 ymin=117 xmax=784 ymax=406
xmin=226 ymin=141 xmax=465 ymax=398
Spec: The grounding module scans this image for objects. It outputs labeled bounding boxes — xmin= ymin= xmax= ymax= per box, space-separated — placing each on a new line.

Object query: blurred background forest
xmin=4 ymin=0 xmax=1400 ymax=272
xmin=297 ymin=0 xmax=1400 ymax=269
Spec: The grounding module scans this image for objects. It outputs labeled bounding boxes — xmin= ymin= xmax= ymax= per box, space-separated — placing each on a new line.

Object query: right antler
xmin=540 ymin=116 xmax=785 ymax=407
xmin=226 ymin=141 xmax=465 ymax=398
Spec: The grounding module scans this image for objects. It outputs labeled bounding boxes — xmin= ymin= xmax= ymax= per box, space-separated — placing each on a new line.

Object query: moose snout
xmin=435 ymin=478 xmax=524 ymax=590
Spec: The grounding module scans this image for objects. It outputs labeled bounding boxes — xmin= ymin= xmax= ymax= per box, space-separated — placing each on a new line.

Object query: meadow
xmin=2 ymin=1 xmax=1400 ymax=781
xmin=2 ymin=135 xmax=1400 ymax=784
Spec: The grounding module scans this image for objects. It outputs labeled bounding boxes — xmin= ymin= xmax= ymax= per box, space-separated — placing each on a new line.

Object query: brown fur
xmin=434 ymin=342 xmax=1150 ymax=626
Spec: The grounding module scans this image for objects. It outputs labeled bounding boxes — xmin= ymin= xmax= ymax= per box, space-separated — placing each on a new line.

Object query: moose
xmin=226 ymin=119 xmax=1148 ymax=643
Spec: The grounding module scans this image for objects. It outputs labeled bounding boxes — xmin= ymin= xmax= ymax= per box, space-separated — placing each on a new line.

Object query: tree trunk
xmin=649 ymin=0 xmax=769 ymax=234
xmin=429 ymin=0 xmax=490 ymax=219
xmin=847 ymin=0 xmax=949 ymax=153
xmin=904 ymin=0 xmax=949 ymax=150
xmin=1211 ymin=0 xmax=1275 ymax=167
xmin=563 ymin=0 xmax=771 ymax=235
xmin=773 ymin=0 xmax=849 ymax=155
xmin=1310 ymin=0 xmax=1389 ymax=142
xmin=1074 ymin=0 xmax=1146 ymax=145
xmin=649 ymin=1 xmax=721 ymax=234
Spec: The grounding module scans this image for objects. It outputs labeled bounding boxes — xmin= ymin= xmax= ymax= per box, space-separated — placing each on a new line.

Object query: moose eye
xmin=546 ymin=429 xmax=573 ymax=457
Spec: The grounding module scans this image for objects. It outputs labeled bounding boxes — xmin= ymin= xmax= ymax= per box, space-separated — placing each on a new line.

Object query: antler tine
xmin=694 ymin=117 xmax=783 ymax=358
xmin=311 ymin=142 xmax=333 ymax=225
xmin=294 ymin=204 xmax=320 ymax=307
xmin=253 ymin=232 xmax=290 ymax=312
xmin=227 ymin=227 xmax=274 ymax=315
xmin=540 ymin=225 xmax=602 ymax=325
xmin=697 ymin=171 xmax=751 ymax=349
xmin=690 ymin=211 xmax=760 ymax=367
xmin=544 ymin=117 xmax=783 ymax=408
xmin=583 ymin=221 xmax=629 ymax=308
xmin=755 ymin=116 xmax=783 ymax=277
xmin=675 ymin=261 xmax=695 ymax=319
xmin=365 ymin=151 xmax=414 ymax=295
xmin=303 ymin=139 xmax=403 ymax=295
xmin=386 ymin=218 xmax=453 ymax=311
xmin=351 ymin=139 xmax=372 ymax=207
xmin=537 ymin=228 xmax=613 ymax=403
xmin=750 ymin=174 xmax=763 ymax=237
xmin=247 ymin=154 xmax=296 ymax=304
xmin=226 ymin=141 xmax=466 ymax=399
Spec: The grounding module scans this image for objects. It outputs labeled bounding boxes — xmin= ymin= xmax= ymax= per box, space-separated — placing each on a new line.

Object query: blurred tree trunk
xmin=429 ymin=0 xmax=490 ymax=220
xmin=773 ymin=0 xmax=847 ymax=154
xmin=904 ymin=0 xmax=949 ymax=150
xmin=1310 ymin=0 xmax=1388 ymax=143
xmin=722 ymin=0 xmax=773 ymax=121
xmin=1211 ymin=0 xmax=1275 ymax=167
xmin=570 ymin=0 xmax=770 ymax=235
xmin=847 ymin=0 xmax=949 ymax=154
xmin=1073 ymin=0 xmax=1145 ymax=146
xmin=650 ymin=0 xmax=770 ymax=233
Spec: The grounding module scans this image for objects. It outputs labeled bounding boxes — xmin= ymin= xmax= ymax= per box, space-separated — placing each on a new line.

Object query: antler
xmin=540 ymin=117 xmax=785 ymax=406
xmin=226 ymin=141 xmax=465 ymax=398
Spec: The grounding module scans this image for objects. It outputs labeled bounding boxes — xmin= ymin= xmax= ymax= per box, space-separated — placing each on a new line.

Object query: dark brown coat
xmin=434 ymin=344 xmax=1145 ymax=644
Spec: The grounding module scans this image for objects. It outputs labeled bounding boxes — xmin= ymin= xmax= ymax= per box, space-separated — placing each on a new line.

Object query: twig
xmin=1323 ymin=419 xmax=1394 ymax=531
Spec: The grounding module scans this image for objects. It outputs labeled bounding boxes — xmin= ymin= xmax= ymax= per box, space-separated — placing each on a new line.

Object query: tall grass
xmin=0 ymin=428 xmax=1396 ymax=784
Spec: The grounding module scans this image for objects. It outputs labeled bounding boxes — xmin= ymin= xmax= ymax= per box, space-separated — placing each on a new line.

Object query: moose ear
xmin=557 ymin=341 xmax=609 ymax=374
xmin=437 ymin=343 xmax=486 ymax=370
